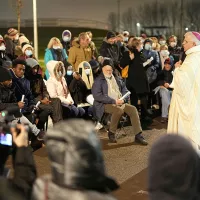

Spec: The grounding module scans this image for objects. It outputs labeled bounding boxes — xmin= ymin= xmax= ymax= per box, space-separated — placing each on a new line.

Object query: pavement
xmin=6 ymin=117 xmax=167 ymax=200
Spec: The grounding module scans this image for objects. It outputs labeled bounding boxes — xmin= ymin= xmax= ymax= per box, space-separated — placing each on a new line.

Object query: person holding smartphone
xmin=0 ymin=124 xmax=37 ymax=200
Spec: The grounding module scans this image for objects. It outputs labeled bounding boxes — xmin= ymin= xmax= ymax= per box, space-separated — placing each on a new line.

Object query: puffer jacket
xmin=31 ymin=120 xmax=119 ymax=200
xmin=68 ymin=39 xmax=92 ymax=71
xmin=46 ymin=60 xmax=74 ymax=106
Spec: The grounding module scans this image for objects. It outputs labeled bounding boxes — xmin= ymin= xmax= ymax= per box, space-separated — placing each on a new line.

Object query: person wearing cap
xmin=156 ymin=57 xmax=174 ymax=123
xmin=32 ymin=119 xmax=119 ymax=200
xmin=89 ymin=59 xmax=101 ymax=79
xmin=0 ymin=38 xmax=11 ymax=68
xmin=92 ymin=58 xmax=148 ymax=144
xmin=100 ymin=31 xmax=122 ymax=73
xmin=4 ymin=28 xmax=19 ymax=61
xmin=61 ymin=30 xmax=72 ymax=54
xmin=123 ymin=30 xmax=129 ymax=44
xmin=0 ymin=67 xmax=45 ymax=141
xmin=18 ymin=43 xmax=35 ymax=60
xmin=68 ymin=32 xmax=92 ymax=72
xmin=168 ymin=31 xmax=200 ymax=153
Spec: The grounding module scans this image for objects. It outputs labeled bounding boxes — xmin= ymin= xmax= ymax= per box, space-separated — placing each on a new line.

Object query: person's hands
xmin=164 ymin=83 xmax=170 ymax=88
xmin=129 ymin=52 xmax=135 ymax=60
xmin=41 ymin=97 xmax=51 ymax=105
xmin=73 ymin=72 xmax=81 ymax=80
xmin=11 ymin=124 xmax=28 ymax=147
xmin=18 ymin=101 xmax=24 ymax=109
xmin=175 ymin=61 xmax=182 ymax=68
xmin=116 ymin=99 xmax=124 ymax=105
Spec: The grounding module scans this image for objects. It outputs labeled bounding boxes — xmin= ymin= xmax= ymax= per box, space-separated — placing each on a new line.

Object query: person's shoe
xmin=161 ymin=117 xmax=168 ymax=123
xmin=37 ymin=130 xmax=46 ymax=141
xmin=135 ymin=133 xmax=148 ymax=145
xmin=108 ymin=131 xmax=117 ymax=143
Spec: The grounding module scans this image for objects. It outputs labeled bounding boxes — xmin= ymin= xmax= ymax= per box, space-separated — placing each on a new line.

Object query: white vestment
xmin=167 ymin=45 xmax=200 ymax=152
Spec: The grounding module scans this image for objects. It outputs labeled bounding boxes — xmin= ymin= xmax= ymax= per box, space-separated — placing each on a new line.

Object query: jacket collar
xmin=186 ymin=45 xmax=200 ymax=55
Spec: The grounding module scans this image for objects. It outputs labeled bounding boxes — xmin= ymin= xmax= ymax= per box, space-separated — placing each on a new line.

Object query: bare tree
xmin=122 ymin=7 xmax=136 ymax=33
xmin=10 ymin=0 xmax=23 ymax=32
xmin=108 ymin=12 xmax=118 ymax=31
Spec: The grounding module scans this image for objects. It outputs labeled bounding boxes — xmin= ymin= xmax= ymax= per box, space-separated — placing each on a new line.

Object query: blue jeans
xmin=62 ymin=105 xmax=85 ymax=119
xmin=159 ymin=88 xmax=172 ymax=118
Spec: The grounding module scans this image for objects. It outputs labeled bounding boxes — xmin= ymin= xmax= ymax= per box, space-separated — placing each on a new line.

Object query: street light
xmin=136 ymin=23 xmax=141 ymax=37
xmin=33 ymin=0 xmax=38 ymax=59
xmin=185 ymin=27 xmax=189 ymax=31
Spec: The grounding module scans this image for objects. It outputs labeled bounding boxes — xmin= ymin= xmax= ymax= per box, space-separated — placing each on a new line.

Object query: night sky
xmin=0 ymin=0 xmax=149 ymax=23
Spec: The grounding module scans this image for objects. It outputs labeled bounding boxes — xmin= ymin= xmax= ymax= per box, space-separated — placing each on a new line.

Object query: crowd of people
xmin=1 ymin=26 xmax=200 ymax=199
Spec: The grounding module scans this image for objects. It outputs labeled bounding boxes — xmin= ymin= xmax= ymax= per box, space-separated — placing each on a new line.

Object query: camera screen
xmin=0 ymin=133 xmax=12 ymax=146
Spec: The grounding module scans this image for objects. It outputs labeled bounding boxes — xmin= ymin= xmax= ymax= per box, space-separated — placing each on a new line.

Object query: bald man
xmin=168 ymin=32 xmax=200 ymax=153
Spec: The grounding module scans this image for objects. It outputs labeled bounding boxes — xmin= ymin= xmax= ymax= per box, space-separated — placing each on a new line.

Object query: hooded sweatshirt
xmin=31 ymin=119 xmax=118 ymax=200
xmin=148 ymin=134 xmax=200 ymax=200
xmin=46 ymin=60 xmax=74 ymax=106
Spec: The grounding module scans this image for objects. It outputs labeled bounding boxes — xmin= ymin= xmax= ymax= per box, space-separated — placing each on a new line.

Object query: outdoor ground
xmin=7 ymin=117 xmax=167 ymax=200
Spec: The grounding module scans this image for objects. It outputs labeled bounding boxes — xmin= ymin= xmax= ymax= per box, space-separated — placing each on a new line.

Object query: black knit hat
xmin=89 ymin=60 xmax=99 ymax=70
xmin=106 ymin=31 xmax=116 ymax=40
xmin=0 ymin=67 xmax=12 ymax=82
xmin=102 ymin=58 xmax=114 ymax=68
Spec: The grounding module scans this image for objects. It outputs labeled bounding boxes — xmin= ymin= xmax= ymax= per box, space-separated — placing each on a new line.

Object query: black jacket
xmin=121 ymin=48 xmax=149 ymax=94
xmin=168 ymin=46 xmax=182 ymax=63
xmin=0 ymin=84 xmax=18 ymax=112
xmin=4 ymin=37 xmax=16 ymax=61
xmin=0 ymin=147 xmax=37 ymax=200
xmin=157 ymin=69 xmax=173 ymax=88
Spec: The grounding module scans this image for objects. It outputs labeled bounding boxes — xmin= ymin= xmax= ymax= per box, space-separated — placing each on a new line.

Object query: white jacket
xmin=46 ymin=60 xmax=74 ymax=106
xmin=168 ymin=45 xmax=200 ymax=152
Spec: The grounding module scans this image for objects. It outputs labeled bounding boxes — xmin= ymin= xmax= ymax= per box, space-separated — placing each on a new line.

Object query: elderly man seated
xmin=92 ymin=58 xmax=148 ymax=144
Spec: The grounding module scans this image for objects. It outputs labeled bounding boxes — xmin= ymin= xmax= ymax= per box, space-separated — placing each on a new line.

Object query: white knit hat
xmin=22 ymin=43 xmax=33 ymax=53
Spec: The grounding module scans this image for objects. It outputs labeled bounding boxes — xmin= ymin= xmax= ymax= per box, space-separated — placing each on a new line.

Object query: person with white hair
xmin=168 ymin=31 xmax=200 ymax=153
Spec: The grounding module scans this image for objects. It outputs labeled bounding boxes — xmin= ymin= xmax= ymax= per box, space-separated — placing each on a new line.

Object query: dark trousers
xmin=62 ymin=105 xmax=85 ymax=119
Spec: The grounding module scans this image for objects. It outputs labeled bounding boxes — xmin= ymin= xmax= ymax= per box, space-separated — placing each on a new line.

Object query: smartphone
xmin=0 ymin=132 xmax=12 ymax=146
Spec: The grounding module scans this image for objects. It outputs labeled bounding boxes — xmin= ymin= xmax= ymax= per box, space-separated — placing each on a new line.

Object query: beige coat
xmin=167 ymin=45 xmax=200 ymax=152
xmin=68 ymin=39 xmax=92 ymax=71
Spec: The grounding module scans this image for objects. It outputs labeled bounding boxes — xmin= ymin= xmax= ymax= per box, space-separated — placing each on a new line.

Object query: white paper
xmin=119 ymin=91 xmax=131 ymax=100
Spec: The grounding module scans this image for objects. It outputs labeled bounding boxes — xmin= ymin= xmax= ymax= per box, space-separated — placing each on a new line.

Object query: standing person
xmin=4 ymin=28 xmax=19 ymax=61
xmin=168 ymin=35 xmax=182 ymax=63
xmin=87 ymin=31 xmax=98 ymax=59
xmin=100 ymin=31 xmax=121 ymax=73
xmin=18 ymin=43 xmax=35 ymax=60
xmin=121 ymin=37 xmax=150 ymax=119
xmin=68 ymin=32 xmax=92 ymax=71
xmin=123 ymin=30 xmax=130 ymax=44
xmin=44 ymin=37 xmax=68 ymax=80
xmin=168 ymin=32 xmax=200 ymax=152
xmin=61 ymin=30 xmax=72 ymax=54
xmin=0 ymin=38 xmax=11 ymax=68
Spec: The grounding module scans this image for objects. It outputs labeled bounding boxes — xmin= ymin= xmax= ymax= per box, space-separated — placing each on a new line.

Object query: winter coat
xmin=0 ymin=84 xmax=18 ymax=111
xmin=0 ymin=51 xmax=12 ymax=68
xmin=168 ymin=45 xmax=182 ymax=63
xmin=68 ymin=39 xmax=92 ymax=72
xmin=69 ymin=78 xmax=89 ymax=105
xmin=0 ymin=147 xmax=37 ymax=200
xmin=121 ymin=49 xmax=149 ymax=94
xmin=46 ymin=60 xmax=74 ymax=106
xmin=157 ymin=69 xmax=173 ymax=89
xmin=31 ymin=120 xmax=118 ymax=200
xmin=4 ymin=35 xmax=16 ymax=61
xmin=92 ymin=73 xmax=129 ymax=121
xmin=100 ymin=39 xmax=121 ymax=70
xmin=61 ymin=40 xmax=71 ymax=54
xmin=168 ymin=45 xmax=200 ymax=153
xmin=10 ymin=69 xmax=35 ymax=113
xmin=44 ymin=48 xmax=68 ymax=80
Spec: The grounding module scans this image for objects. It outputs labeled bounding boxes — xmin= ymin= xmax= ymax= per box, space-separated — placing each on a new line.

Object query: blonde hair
xmin=86 ymin=31 xmax=93 ymax=38
xmin=131 ymin=37 xmax=142 ymax=48
xmin=79 ymin=32 xmax=89 ymax=40
xmin=47 ymin=37 xmax=63 ymax=49
xmin=160 ymin=45 xmax=168 ymax=50
xmin=150 ymin=37 xmax=158 ymax=43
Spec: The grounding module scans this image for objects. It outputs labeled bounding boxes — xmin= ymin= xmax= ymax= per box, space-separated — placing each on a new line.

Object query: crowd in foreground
xmin=1 ymin=27 xmax=200 ymax=199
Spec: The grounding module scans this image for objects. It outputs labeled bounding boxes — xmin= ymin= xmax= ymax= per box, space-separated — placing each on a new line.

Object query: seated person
xmin=92 ymin=59 xmax=148 ymax=144
xmin=65 ymin=64 xmax=73 ymax=86
xmin=89 ymin=59 xmax=101 ymax=79
xmin=46 ymin=60 xmax=85 ymax=119
xmin=0 ymin=67 xmax=44 ymax=140
xmin=25 ymin=58 xmax=63 ymax=127
xmin=10 ymin=59 xmax=51 ymax=130
xmin=156 ymin=58 xmax=173 ymax=123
